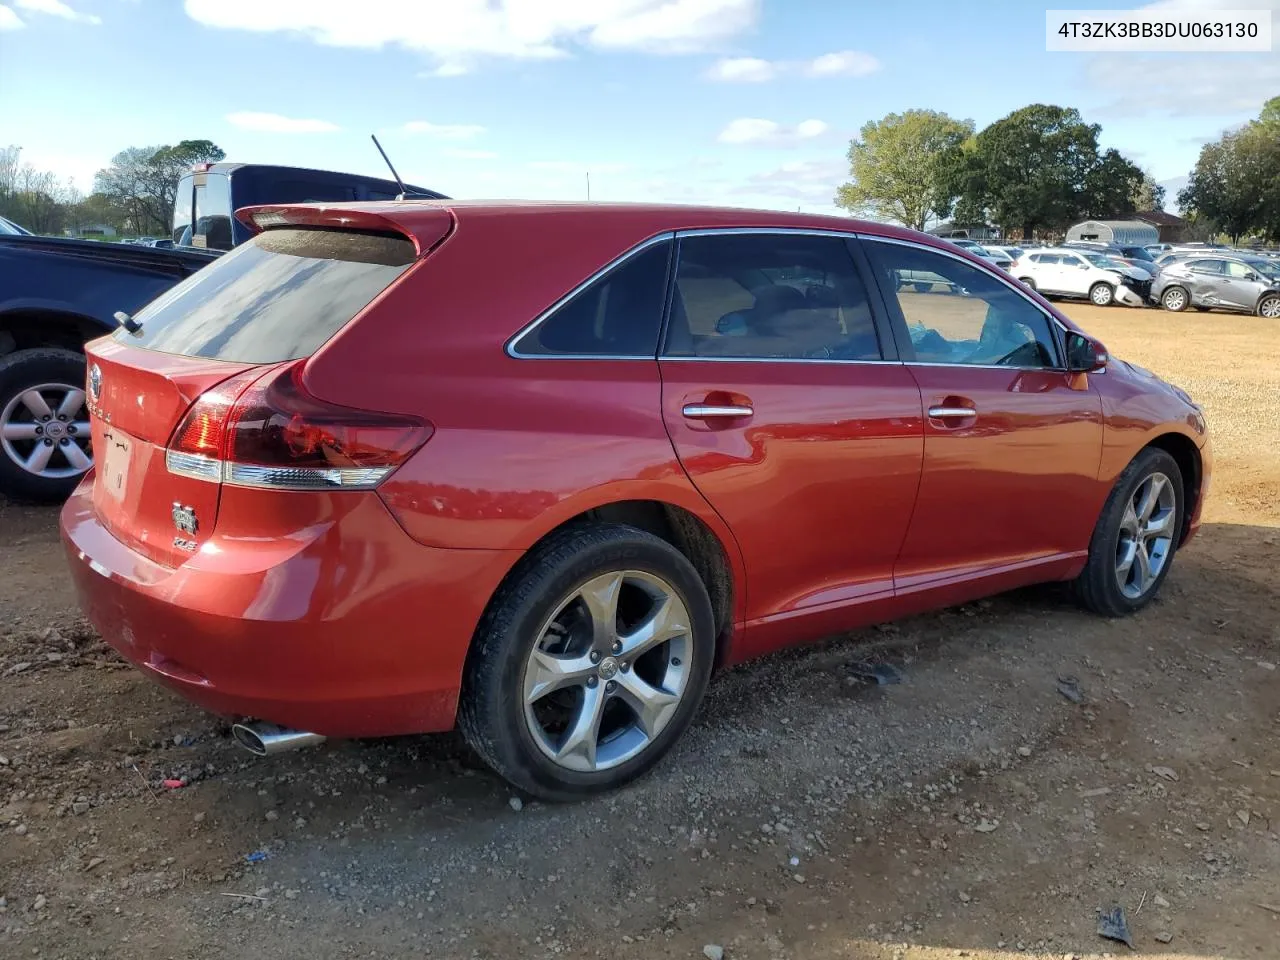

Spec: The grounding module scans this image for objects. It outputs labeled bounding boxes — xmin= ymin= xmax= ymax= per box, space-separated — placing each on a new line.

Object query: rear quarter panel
xmin=301 ymin=209 xmax=747 ymax=615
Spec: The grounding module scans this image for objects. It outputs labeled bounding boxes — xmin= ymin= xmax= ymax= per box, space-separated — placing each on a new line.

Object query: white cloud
xmin=442 ymin=148 xmax=498 ymax=160
xmin=706 ymin=49 xmax=880 ymax=82
xmin=14 ymin=0 xmax=99 ymax=23
xmin=529 ymin=160 xmax=630 ymax=174
xmin=728 ymin=158 xmax=847 ymax=208
xmin=184 ymin=0 xmax=760 ymax=73
xmin=226 ymin=111 xmax=340 ymax=133
xmin=803 ymin=50 xmax=880 ymax=77
xmin=1085 ymin=0 xmax=1278 ymax=116
xmin=400 ymin=120 xmax=486 ymax=139
xmin=717 ymin=117 xmax=830 ymax=146
xmin=705 ymin=56 xmax=776 ymax=82
xmin=427 ymin=63 xmax=470 ymax=78
xmin=0 ymin=5 xmax=23 ymax=29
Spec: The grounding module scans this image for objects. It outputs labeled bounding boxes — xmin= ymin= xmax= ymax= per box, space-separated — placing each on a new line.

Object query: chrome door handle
xmin=927 ymin=406 xmax=976 ymax=419
xmin=682 ymin=403 xmax=754 ymax=419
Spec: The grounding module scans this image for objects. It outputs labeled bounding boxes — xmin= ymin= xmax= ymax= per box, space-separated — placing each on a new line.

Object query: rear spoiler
xmin=235 ymin=203 xmax=455 ymax=258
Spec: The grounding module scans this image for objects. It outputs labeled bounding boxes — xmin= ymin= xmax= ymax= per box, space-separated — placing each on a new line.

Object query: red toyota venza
xmin=61 ymin=201 xmax=1211 ymax=799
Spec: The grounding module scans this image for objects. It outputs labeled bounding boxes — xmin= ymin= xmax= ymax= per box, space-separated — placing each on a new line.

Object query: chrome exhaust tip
xmin=231 ymin=722 xmax=326 ymax=757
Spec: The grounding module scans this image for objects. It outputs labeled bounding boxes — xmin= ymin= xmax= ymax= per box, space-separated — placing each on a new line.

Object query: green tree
xmin=1128 ymin=173 xmax=1166 ymax=212
xmin=1179 ymin=100 xmax=1280 ymax=243
xmin=948 ymin=104 xmax=1144 ymax=239
xmin=834 ymin=110 xmax=974 ymax=231
xmin=95 ymin=139 xmax=225 ymax=235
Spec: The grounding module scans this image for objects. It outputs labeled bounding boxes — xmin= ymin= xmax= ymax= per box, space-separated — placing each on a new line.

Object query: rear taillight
xmin=166 ymin=362 xmax=431 ymax=490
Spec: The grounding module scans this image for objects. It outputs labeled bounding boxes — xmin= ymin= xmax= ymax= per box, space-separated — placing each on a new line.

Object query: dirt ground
xmin=2 ymin=303 xmax=1279 ymax=960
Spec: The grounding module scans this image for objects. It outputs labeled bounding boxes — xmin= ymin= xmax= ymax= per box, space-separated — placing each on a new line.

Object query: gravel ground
xmin=2 ymin=305 xmax=1278 ymax=960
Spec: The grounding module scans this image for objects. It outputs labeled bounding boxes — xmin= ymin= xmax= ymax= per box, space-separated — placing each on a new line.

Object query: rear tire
xmin=1071 ymin=447 xmax=1184 ymax=618
xmin=1194 ymin=306 xmax=1210 ymax=313
xmin=458 ymin=523 xmax=716 ymax=800
xmin=1018 ymin=277 xmax=1036 ymax=291
xmin=1258 ymin=294 xmax=1280 ymax=319
xmin=0 ymin=348 xmax=90 ymax=503
xmin=1161 ymin=286 xmax=1190 ymax=312
xmin=1089 ymin=282 xmax=1114 ymax=307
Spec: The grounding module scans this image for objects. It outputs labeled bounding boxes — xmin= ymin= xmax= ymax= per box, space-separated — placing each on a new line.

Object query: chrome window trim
xmin=674 ymin=226 xmax=859 ymax=240
xmin=859 ymin=234 xmax=1074 ymax=370
xmin=658 ymin=356 xmax=900 ymax=366
xmin=505 ymin=231 xmax=676 ymax=360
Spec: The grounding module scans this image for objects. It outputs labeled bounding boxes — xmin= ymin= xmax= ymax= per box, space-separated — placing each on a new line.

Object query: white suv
xmin=1012 ymin=247 xmax=1152 ymax=307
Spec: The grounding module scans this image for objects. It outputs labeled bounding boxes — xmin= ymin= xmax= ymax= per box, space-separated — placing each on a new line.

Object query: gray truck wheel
xmin=0 ymin=348 xmax=91 ymax=503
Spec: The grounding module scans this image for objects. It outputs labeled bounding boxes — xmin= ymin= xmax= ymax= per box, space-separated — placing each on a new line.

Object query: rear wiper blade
xmin=113 ymin=310 xmax=143 ymax=335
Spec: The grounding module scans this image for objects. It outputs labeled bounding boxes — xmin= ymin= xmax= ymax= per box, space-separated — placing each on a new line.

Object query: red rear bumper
xmin=60 ymin=473 xmax=518 ymax=737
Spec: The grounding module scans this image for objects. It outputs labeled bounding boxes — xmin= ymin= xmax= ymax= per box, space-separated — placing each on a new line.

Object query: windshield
xmin=1083 ymin=252 xmax=1130 ymax=271
xmin=1123 ymin=247 xmax=1155 ymax=261
xmin=0 ymin=215 xmax=32 ymax=236
xmin=121 ymin=228 xmax=416 ymax=363
xmin=1248 ymin=259 xmax=1280 ymax=281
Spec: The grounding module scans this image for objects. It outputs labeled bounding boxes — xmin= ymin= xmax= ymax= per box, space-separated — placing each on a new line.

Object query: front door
xmin=1222 ymin=259 xmax=1264 ymax=311
xmin=1056 ymin=251 xmax=1094 ymax=297
xmin=658 ymin=231 xmax=924 ymax=655
xmin=860 ymin=239 xmax=1105 ymax=595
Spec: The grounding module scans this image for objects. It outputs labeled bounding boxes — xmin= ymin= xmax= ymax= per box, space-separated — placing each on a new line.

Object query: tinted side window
xmin=865 ymin=241 xmax=1062 ymax=369
xmin=1189 ymin=259 xmax=1224 ymax=275
xmin=665 ymin=233 xmax=882 ymax=361
xmin=513 ymin=240 xmax=670 ymax=357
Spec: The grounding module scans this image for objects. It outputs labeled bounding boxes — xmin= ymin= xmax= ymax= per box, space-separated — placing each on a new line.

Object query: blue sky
xmin=1 ymin=0 xmax=1276 ymax=216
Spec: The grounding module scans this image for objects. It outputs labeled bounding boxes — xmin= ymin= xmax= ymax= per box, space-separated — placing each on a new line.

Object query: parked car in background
xmin=63 ymin=201 xmax=1209 ymax=799
xmin=1013 ymin=247 xmax=1152 ymax=306
xmin=0 ymin=235 xmax=218 ymax=500
xmin=0 ymin=215 xmax=33 ymax=236
xmin=986 ymin=245 xmax=1025 ymax=263
xmin=946 ymin=238 xmax=1013 ymax=271
xmin=1152 ymin=254 xmax=1280 ymax=316
xmin=1065 ymin=240 xmax=1160 ymax=275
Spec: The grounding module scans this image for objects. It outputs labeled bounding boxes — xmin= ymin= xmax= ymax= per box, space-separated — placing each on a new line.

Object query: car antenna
xmin=113 ymin=310 xmax=142 ymax=335
xmin=371 ymin=134 xmax=412 ymax=200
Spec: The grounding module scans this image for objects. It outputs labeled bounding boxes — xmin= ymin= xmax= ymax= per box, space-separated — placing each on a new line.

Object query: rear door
xmin=1186 ymin=258 xmax=1227 ymax=305
xmin=860 ymin=239 xmax=1104 ymax=592
xmin=84 ymin=225 xmax=431 ymax=567
xmin=657 ymin=230 xmax=923 ymax=651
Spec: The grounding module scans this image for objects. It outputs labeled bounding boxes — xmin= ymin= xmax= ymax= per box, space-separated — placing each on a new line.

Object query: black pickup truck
xmin=0 ymin=235 xmax=218 ymax=501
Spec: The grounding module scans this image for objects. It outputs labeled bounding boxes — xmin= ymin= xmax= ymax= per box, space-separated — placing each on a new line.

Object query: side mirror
xmin=1244 ymin=272 xmax=1259 ymax=282
xmin=1066 ymin=332 xmax=1108 ymax=372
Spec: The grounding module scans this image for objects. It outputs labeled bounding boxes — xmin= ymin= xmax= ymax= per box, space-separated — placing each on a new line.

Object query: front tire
xmin=1162 ymin=286 xmax=1190 ymax=312
xmin=1258 ymin=294 xmax=1280 ymax=319
xmin=1018 ymin=277 xmax=1037 ymax=291
xmin=0 ymin=348 xmax=91 ymax=503
xmin=1089 ymin=282 xmax=1114 ymax=307
xmin=458 ymin=523 xmax=716 ymax=800
xmin=1072 ymin=448 xmax=1184 ymax=617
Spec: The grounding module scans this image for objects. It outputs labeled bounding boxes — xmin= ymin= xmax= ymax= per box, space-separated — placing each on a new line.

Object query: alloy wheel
xmin=1114 ymin=471 xmax=1176 ymax=600
xmin=1163 ymin=288 xmax=1187 ymax=311
xmin=522 ymin=570 xmax=691 ymax=773
xmin=1091 ymin=283 xmax=1113 ymax=306
xmin=0 ymin=383 xmax=92 ymax=479
xmin=1260 ymin=296 xmax=1280 ymax=319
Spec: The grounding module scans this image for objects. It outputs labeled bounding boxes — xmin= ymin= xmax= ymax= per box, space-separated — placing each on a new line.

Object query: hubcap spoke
xmin=19 ymin=390 xmax=53 ymax=420
xmin=1144 ymin=510 xmax=1174 ymax=539
xmin=555 ymin=683 xmax=607 ymax=768
xmin=614 ymin=670 xmax=680 ymax=738
xmin=1133 ymin=543 xmax=1153 ymax=590
xmin=618 ymin=595 xmax=688 ymax=660
xmin=1135 ymin=476 xmax=1165 ymax=523
xmin=61 ymin=442 xmax=92 ymax=471
xmin=55 ymin=389 xmax=86 ymax=419
xmin=23 ymin=442 xmax=54 ymax=474
xmin=579 ymin=572 xmax=624 ymax=649
xmin=1 ymin=421 xmax=39 ymax=440
xmin=1120 ymin=501 xmax=1140 ymax=537
xmin=1116 ymin=539 xmax=1137 ymax=579
xmin=524 ymin=649 xmax=596 ymax=705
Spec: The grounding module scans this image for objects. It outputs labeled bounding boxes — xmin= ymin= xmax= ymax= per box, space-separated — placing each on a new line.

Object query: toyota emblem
xmin=89 ymin=364 xmax=102 ymax=401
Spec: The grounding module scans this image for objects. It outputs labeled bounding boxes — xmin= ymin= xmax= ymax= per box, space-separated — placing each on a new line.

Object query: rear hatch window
xmin=119 ymin=228 xmax=417 ymax=363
